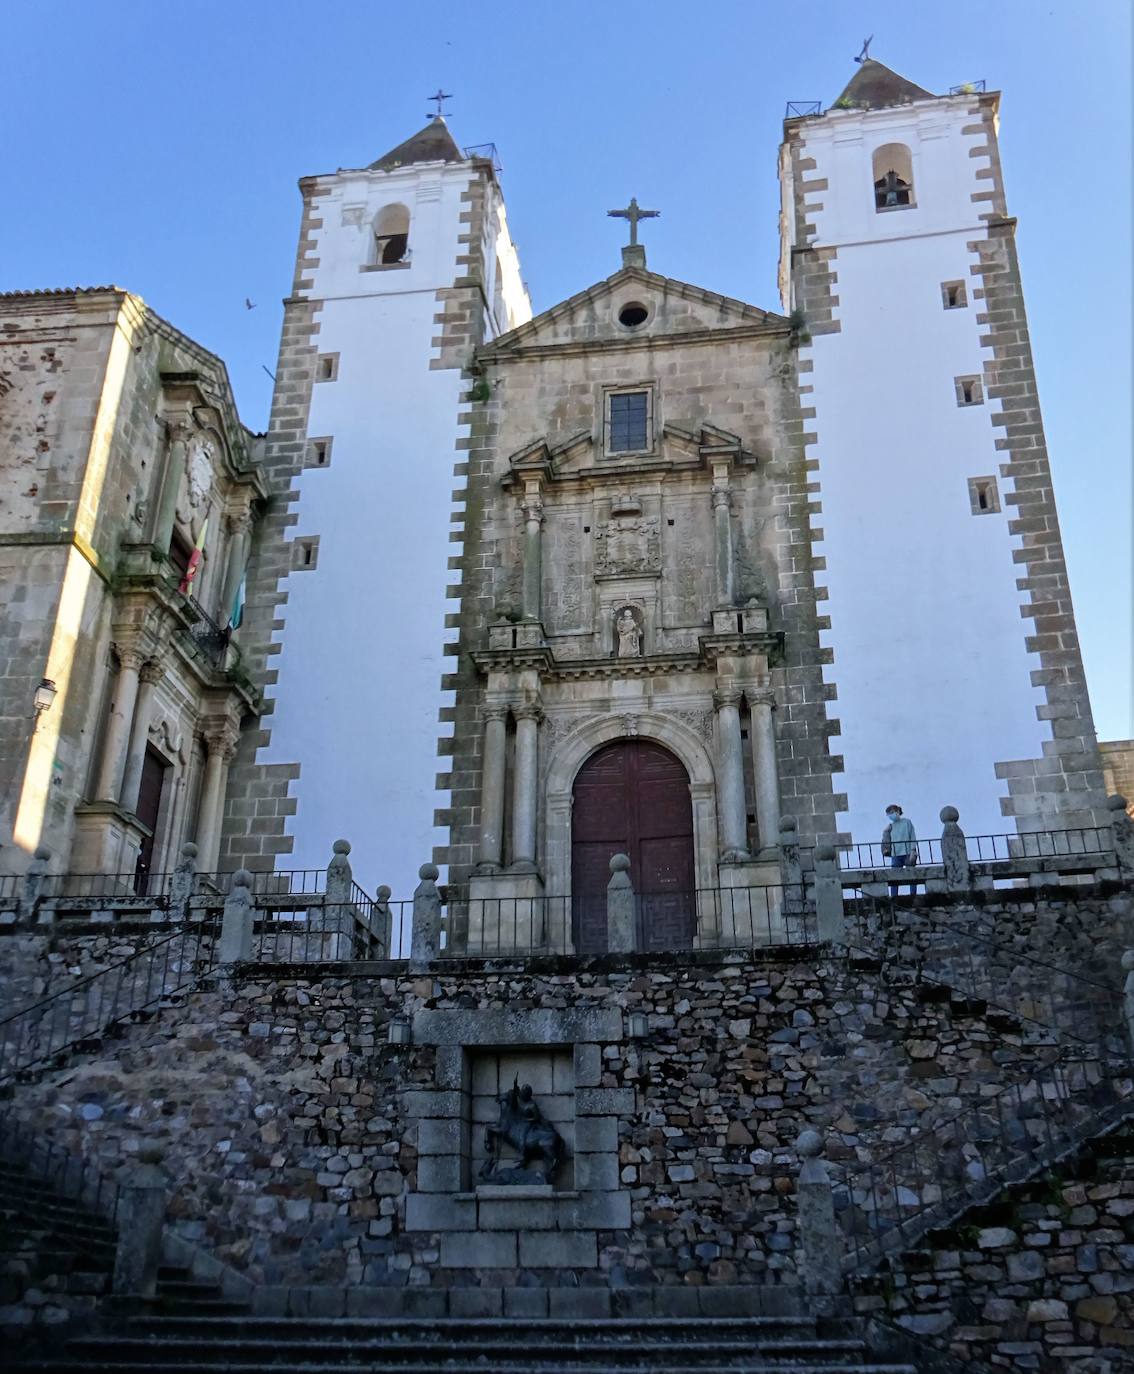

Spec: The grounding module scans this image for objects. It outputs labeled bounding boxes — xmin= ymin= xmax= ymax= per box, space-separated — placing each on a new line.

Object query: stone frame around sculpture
xmin=404 ymin=1008 xmax=632 ymax=1265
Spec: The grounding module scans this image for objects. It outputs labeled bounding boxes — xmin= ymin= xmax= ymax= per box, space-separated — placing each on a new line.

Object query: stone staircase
xmin=19 ymin=1312 xmax=920 ymax=1372
xmin=0 ymin=1158 xmax=115 ymax=1327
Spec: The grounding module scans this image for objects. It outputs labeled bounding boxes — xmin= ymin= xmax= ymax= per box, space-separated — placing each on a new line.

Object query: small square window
xmin=941 ymin=281 xmax=967 ymax=310
xmin=307 ymin=437 xmax=333 ymax=469
xmin=955 ymin=375 xmax=983 ymax=407
xmin=315 ymin=354 xmax=339 ymax=383
xmin=606 ymin=389 xmax=652 ymax=454
xmin=968 ymin=476 xmax=1001 ymax=515
xmin=291 ymin=536 xmax=319 ymax=570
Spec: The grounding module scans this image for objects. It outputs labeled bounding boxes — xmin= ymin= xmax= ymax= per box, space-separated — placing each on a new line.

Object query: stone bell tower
xmin=779 ymin=59 xmax=1108 ymax=843
xmin=222 ymin=113 xmax=531 ymax=891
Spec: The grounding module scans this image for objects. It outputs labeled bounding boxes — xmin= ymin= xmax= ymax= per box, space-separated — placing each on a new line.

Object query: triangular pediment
xmin=483 ymin=267 xmax=789 ymax=358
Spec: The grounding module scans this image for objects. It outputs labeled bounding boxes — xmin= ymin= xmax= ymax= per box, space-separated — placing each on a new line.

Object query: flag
xmin=228 ymin=570 xmax=246 ymax=631
xmin=178 ymin=517 xmax=208 ymax=596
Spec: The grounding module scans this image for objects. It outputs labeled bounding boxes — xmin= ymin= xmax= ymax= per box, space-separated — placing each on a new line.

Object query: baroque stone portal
xmin=479 ymin=1077 xmax=566 ymax=1185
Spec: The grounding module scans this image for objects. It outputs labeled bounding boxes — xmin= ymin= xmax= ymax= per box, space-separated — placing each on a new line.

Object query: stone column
xmin=795 ymin=1130 xmax=841 ymax=1299
xmin=748 ymin=688 xmax=781 ymax=851
xmin=814 ymin=845 xmax=845 ymax=943
xmin=169 ymin=842 xmax=197 ymax=923
xmin=94 ymin=646 xmax=145 ymax=804
xmin=477 ymin=706 xmax=509 ymax=872
xmin=196 ymin=727 xmax=238 ymax=873
xmin=220 ymin=509 xmax=253 ymax=627
xmin=112 ymin=1145 xmax=167 ymax=1296
xmin=713 ymin=687 xmax=748 ymax=861
xmin=1109 ymin=794 xmax=1134 ymax=875
xmin=217 ymin=869 xmax=254 ymax=964
xmin=411 ymin=863 xmax=442 ymax=965
xmin=606 ymin=853 xmax=635 ymax=953
xmin=119 ymin=661 xmax=164 ymax=815
xmin=511 ymin=704 xmax=542 ymax=871
xmin=711 ymin=480 xmax=734 ymax=607
xmin=1122 ymin=950 xmax=1134 ymax=1062
xmin=940 ymin=805 xmax=972 ymax=890
xmin=521 ymin=496 xmax=544 ymax=621
xmin=153 ymin=420 xmax=190 ymax=557
xmin=19 ymin=846 xmax=51 ymax=926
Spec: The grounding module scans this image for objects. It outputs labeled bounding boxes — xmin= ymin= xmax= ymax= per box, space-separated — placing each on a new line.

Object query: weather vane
xmin=428 ymin=88 xmax=453 ymax=118
xmin=607 ymin=197 xmax=660 ymax=247
xmin=854 ymin=35 xmax=873 ymax=64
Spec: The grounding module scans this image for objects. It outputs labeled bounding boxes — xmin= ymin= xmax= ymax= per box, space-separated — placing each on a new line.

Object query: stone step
xmin=68 ymin=1335 xmax=874 ymax=1365
xmin=20 ymin=1365 xmax=920 ymax=1374
xmin=120 ymin=1315 xmax=820 ymax=1340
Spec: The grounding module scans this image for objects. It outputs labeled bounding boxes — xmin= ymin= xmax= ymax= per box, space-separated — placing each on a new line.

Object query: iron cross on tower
xmin=428 ymin=89 xmax=453 ymax=117
xmin=607 ymin=197 xmax=660 ymax=246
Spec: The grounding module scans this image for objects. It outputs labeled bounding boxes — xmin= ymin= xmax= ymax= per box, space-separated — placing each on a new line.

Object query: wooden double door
xmin=571 ymin=740 xmax=695 ymax=953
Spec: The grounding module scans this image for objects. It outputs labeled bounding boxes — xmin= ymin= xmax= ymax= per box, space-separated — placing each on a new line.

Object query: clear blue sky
xmin=4 ymin=0 xmax=1130 ymax=739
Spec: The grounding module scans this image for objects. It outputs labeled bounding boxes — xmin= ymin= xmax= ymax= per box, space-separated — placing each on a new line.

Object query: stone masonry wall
xmin=3 ymin=937 xmax=1121 ymax=1302
xmin=859 ymin=1138 xmax=1134 ymax=1372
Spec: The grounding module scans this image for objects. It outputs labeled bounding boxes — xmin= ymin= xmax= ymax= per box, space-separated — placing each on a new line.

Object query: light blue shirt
xmin=885 ymin=816 xmax=916 ymax=856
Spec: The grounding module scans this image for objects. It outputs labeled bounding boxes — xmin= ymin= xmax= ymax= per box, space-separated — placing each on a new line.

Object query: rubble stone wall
xmin=2 ymin=937 xmax=1122 ymax=1299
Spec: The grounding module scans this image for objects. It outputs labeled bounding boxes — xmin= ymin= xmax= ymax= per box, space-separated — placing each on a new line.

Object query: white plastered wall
xmin=792 ymin=98 xmax=1048 ymax=844
xmin=262 ymin=158 xmax=529 ymax=896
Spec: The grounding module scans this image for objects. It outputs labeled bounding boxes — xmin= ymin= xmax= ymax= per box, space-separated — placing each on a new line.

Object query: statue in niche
xmin=616 ymin=607 xmax=642 ymax=658
xmin=480 ymin=1077 xmax=566 ymax=1185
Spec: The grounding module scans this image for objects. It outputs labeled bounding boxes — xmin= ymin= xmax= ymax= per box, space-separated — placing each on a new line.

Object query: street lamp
xmin=33 ymin=678 xmax=58 ymax=716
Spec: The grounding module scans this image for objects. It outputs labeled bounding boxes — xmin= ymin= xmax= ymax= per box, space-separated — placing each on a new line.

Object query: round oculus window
xmin=618 ymin=302 xmax=649 ymax=328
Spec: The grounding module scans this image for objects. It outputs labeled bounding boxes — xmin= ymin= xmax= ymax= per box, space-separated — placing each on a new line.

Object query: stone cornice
xmin=479 ymin=318 xmax=791 ymax=365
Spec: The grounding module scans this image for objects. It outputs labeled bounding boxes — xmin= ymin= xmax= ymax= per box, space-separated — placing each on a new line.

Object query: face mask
xmin=886 ymin=812 xmax=899 ymax=821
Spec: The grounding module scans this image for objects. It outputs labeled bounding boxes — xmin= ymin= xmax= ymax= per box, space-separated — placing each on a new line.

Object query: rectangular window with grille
xmin=606 ymin=390 xmax=650 ymax=453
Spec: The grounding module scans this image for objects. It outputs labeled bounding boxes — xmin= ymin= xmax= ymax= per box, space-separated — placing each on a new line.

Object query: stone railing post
xmin=779 ymin=816 xmax=802 ymax=887
xmin=607 ymin=853 xmax=636 ymax=953
xmin=940 ymin=805 xmax=972 ymax=891
xmin=796 ymin=1130 xmax=842 ymax=1299
xmin=1109 ymin=795 xmax=1134 ymax=874
xmin=813 ymin=845 xmax=844 ymax=943
xmin=217 ymin=870 xmax=254 ymax=964
xmin=112 ymin=1144 xmax=167 ymax=1296
xmin=325 ymin=838 xmax=352 ymax=957
xmin=411 ymin=863 xmax=442 ymax=966
xmin=169 ymin=842 xmax=197 ymax=923
xmin=19 ymin=846 xmax=51 ymax=925
xmin=1122 ymin=950 xmax=1134 ymax=1062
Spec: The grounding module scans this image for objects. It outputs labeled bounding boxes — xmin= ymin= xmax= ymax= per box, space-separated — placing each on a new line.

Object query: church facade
xmin=228 ymin=60 xmax=1108 ymax=905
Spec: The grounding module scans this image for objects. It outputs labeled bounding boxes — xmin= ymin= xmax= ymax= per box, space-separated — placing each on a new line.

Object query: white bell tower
xmin=224 ymin=114 xmax=531 ymax=893
xmin=779 ymin=60 xmax=1107 ymax=843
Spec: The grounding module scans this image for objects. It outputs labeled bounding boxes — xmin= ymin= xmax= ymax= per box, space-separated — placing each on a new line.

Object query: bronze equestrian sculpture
xmin=480 ymin=1077 xmax=566 ymax=1185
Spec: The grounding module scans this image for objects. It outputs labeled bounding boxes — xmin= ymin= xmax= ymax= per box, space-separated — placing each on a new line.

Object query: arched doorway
xmin=571 ymin=740 xmax=695 ymax=953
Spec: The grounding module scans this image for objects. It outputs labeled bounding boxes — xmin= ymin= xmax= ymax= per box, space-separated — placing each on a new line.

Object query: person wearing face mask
xmin=881 ymin=804 xmax=918 ymax=895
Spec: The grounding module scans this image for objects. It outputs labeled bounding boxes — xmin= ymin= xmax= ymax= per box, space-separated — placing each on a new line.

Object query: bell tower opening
xmin=570 ymin=740 xmax=694 ymax=954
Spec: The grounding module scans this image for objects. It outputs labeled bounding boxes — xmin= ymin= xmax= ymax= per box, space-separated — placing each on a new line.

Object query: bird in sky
xmin=245 ymin=297 xmax=257 ymax=310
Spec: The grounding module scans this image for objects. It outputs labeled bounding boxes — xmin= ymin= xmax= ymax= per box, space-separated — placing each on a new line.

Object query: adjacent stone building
xmin=0 ymin=288 xmax=264 ymax=880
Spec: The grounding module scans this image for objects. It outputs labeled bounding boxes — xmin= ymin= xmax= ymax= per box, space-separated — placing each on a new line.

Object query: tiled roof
xmin=833 ymin=59 xmax=933 ymax=110
xmin=368 ymin=116 xmax=464 ymax=172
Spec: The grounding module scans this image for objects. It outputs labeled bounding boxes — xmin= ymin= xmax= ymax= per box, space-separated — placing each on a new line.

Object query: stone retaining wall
xmin=3 ymin=943 xmax=1121 ymax=1299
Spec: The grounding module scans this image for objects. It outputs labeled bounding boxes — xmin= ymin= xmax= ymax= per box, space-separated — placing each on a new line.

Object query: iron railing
xmin=372 ymin=884 xmax=814 ymax=960
xmin=845 ymin=892 xmax=1126 ymax=1052
xmin=209 ymin=868 xmax=327 ymax=897
xmin=35 ymin=869 xmax=179 ymax=902
xmin=464 ymin=142 xmax=502 ymax=173
xmin=0 ymin=920 xmax=219 ymax=1084
xmin=785 ymin=101 xmax=823 ymax=118
xmin=949 ymin=79 xmax=987 ymax=94
xmin=833 ymin=826 xmax=1113 ymax=871
xmin=0 ymin=1109 xmax=121 ymax=1229
xmin=840 ymin=1047 xmax=1132 ymax=1271
xmin=185 ymin=597 xmax=230 ymax=668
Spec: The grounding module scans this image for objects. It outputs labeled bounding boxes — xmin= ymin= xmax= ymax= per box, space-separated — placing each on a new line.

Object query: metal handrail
xmin=845 ymin=893 xmax=1126 ymax=1046
xmin=0 ymin=920 xmax=219 ymax=1083
xmin=0 ymin=1108 xmax=121 ymax=1229
xmin=828 ymin=826 xmax=1113 ymax=871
